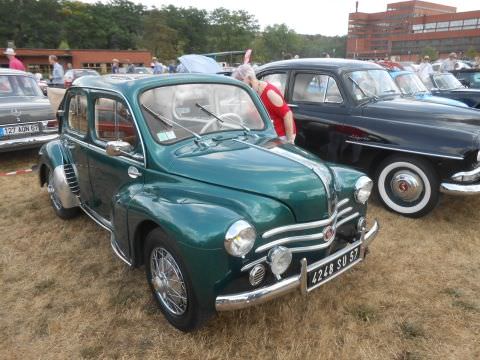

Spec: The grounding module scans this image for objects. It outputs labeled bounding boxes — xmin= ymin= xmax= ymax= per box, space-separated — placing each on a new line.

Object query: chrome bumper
xmin=0 ymin=133 xmax=58 ymax=151
xmin=440 ymin=182 xmax=480 ymax=195
xmin=215 ymin=220 xmax=379 ymax=312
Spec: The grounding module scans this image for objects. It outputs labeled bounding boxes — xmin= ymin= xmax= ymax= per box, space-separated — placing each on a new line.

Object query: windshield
xmin=0 ymin=75 xmax=43 ymax=97
xmin=346 ymin=69 xmax=401 ymax=102
xmin=140 ymin=83 xmax=265 ymax=144
xmin=394 ymin=73 xmax=429 ymax=95
xmin=432 ymin=73 xmax=464 ymax=90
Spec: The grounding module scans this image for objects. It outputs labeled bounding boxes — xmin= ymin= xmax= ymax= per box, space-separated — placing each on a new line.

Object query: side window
xmin=94 ymin=98 xmax=138 ymax=148
xmin=293 ymin=73 xmax=343 ymax=104
xmin=67 ymin=94 xmax=88 ymax=134
xmin=260 ymin=73 xmax=287 ymax=95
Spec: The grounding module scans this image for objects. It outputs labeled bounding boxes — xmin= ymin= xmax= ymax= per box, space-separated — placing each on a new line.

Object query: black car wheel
xmin=375 ymin=155 xmax=439 ymax=218
xmin=46 ymin=167 xmax=80 ymax=220
xmin=144 ymin=228 xmax=209 ymax=332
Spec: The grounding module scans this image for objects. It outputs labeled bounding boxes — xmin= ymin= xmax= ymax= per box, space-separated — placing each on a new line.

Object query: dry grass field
xmin=1 ymin=149 xmax=479 ymax=360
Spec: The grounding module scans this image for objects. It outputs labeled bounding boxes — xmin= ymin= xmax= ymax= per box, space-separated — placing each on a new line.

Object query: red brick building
xmin=347 ymin=1 xmax=480 ymax=60
xmin=0 ymin=48 xmax=152 ymax=75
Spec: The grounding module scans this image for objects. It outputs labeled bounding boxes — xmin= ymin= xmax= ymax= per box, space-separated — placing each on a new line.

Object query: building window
xmin=412 ymin=24 xmax=423 ymax=33
xmin=436 ymin=21 xmax=449 ymax=31
xmin=449 ymin=20 xmax=463 ymax=30
xmin=424 ymin=23 xmax=436 ymax=32
xmin=463 ymin=19 xmax=477 ymax=30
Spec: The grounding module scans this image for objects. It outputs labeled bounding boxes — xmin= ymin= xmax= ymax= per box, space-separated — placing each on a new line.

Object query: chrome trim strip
xmin=337 ymin=206 xmax=353 ymax=218
xmin=345 ymin=140 xmax=464 ymax=160
xmin=241 ymin=256 xmax=267 ymax=272
xmin=336 ymin=212 xmax=360 ymax=228
xmin=0 ymin=134 xmax=58 ymax=149
xmin=215 ymin=220 xmax=379 ymax=311
xmin=110 ymin=234 xmax=132 ymax=266
xmin=69 ymin=85 xmax=147 ymax=168
xmin=440 ymin=182 xmax=480 ymax=195
xmin=256 ymin=232 xmax=324 ymax=253
xmin=80 ymin=204 xmax=112 ymax=231
xmin=262 ymin=198 xmax=349 ymax=239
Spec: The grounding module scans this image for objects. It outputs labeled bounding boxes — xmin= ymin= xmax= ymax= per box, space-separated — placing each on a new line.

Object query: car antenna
xmin=141 ymin=104 xmax=208 ymax=148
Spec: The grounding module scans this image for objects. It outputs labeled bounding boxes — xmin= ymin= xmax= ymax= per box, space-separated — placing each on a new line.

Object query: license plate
xmin=0 ymin=124 xmax=39 ymax=137
xmin=307 ymin=244 xmax=361 ymax=290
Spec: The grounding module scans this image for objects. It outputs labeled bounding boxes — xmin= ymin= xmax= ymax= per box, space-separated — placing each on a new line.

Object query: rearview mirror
xmin=106 ymin=140 xmax=133 ymax=157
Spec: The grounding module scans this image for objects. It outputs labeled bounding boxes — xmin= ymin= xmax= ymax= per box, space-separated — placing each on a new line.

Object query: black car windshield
xmin=394 ymin=73 xmax=429 ymax=95
xmin=432 ymin=73 xmax=464 ymax=90
xmin=0 ymin=75 xmax=43 ymax=97
xmin=346 ymin=69 xmax=401 ymax=102
xmin=140 ymin=83 xmax=265 ymax=144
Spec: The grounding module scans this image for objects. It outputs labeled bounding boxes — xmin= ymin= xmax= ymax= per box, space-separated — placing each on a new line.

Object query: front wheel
xmin=375 ymin=155 xmax=439 ymax=218
xmin=144 ymin=228 xmax=209 ymax=332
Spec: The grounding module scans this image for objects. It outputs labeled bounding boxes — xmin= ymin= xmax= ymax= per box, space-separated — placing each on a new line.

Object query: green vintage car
xmin=38 ymin=73 xmax=379 ymax=331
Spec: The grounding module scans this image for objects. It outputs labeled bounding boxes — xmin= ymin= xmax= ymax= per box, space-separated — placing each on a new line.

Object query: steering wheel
xmin=199 ymin=113 xmax=244 ymax=134
xmin=200 ymin=118 xmax=220 ymax=134
xmin=218 ymin=112 xmax=243 ymax=126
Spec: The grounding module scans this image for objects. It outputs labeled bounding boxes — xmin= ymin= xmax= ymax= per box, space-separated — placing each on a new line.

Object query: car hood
xmin=0 ymin=96 xmax=55 ymax=125
xmin=363 ymin=98 xmax=480 ymax=133
xmin=414 ymin=93 xmax=468 ymax=107
xmin=169 ymin=137 xmax=337 ymax=222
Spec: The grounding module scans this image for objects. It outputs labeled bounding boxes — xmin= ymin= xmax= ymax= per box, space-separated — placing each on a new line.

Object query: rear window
xmin=0 ymin=75 xmax=42 ymax=97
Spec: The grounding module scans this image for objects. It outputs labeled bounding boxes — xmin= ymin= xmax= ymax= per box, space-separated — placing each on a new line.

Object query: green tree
xmin=421 ymin=46 xmax=438 ymax=61
xmin=466 ymin=46 xmax=477 ymax=60
xmin=258 ymin=24 xmax=299 ymax=61
xmin=141 ymin=10 xmax=179 ymax=61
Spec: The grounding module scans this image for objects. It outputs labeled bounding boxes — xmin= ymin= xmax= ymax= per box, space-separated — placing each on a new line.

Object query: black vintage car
xmin=423 ymin=72 xmax=480 ymax=109
xmin=451 ymin=69 xmax=480 ymax=89
xmin=257 ymin=58 xmax=480 ymax=217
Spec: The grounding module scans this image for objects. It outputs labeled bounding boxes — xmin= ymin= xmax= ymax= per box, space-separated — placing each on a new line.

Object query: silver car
xmin=0 ymin=69 xmax=57 ymax=152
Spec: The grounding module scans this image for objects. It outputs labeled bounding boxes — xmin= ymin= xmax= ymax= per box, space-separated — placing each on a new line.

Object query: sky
xmin=82 ymin=0 xmax=479 ymax=36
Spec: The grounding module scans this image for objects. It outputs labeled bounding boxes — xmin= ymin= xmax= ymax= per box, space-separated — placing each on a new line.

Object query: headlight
xmin=267 ymin=246 xmax=292 ymax=276
xmin=225 ymin=220 xmax=256 ymax=257
xmin=354 ymin=176 xmax=373 ymax=204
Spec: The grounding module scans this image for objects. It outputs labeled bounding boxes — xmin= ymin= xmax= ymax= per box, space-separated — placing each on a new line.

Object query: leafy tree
xmin=141 ymin=10 xmax=179 ymax=61
xmin=422 ymin=46 xmax=438 ymax=61
xmin=466 ymin=46 xmax=477 ymax=60
xmin=258 ymin=24 xmax=299 ymax=61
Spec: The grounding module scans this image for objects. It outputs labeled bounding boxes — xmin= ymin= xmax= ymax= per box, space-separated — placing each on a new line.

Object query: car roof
xmin=72 ymin=73 xmax=243 ymax=94
xmin=258 ymin=58 xmax=382 ymax=73
xmin=389 ymin=70 xmax=414 ymax=77
xmin=0 ymin=68 xmax=33 ymax=76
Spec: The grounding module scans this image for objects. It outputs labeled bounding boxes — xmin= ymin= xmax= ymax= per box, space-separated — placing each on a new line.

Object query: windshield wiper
xmin=142 ymin=104 xmax=208 ymax=148
xmin=195 ymin=103 xmax=253 ymax=136
xmin=348 ymin=76 xmax=380 ymax=103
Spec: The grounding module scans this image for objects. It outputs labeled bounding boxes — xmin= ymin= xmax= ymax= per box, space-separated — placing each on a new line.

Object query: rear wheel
xmin=375 ymin=155 xmax=439 ymax=218
xmin=46 ymin=167 xmax=79 ymax=219
xmin=144 ymin=228 xmax=209 ymax=332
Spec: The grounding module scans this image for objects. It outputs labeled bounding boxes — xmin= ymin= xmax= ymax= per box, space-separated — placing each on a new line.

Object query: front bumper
xmin=440 ymin=182 xmax=480 ymax=195
xmin=0 ymin=133 xmax=58 ymax=152
xmin=215 ymin=219 xmax=379 ymax=311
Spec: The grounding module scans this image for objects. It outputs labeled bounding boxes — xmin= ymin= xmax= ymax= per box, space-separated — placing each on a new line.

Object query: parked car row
xmin=3 ymin=57 xmax=479 ymax=332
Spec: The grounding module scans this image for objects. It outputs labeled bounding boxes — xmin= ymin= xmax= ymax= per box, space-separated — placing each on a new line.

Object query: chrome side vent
xmin=63 ymin=164 xmax=80 ymax=196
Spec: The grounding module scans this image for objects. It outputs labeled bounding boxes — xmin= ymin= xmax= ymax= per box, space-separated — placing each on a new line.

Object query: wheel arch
xmin=132 ymin=219 xmax=163 ymax=267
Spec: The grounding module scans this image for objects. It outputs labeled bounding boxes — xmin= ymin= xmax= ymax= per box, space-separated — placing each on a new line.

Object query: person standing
xmin=440 ymin=52 xmax=458 ymax=72
xmin=111 ymin=58 xmax=120 ymax=73
xmin=152 ymin=57 xmax=163 ymax=74
xmin=49 ymin=55 xmax=64 ymax=87
xmin=126 ymin=59 xmax=135 ymax=74
xmin=232 ymin=64 xmax=296 ymax=144
xmin=4 ymin=48 xmax=26 ymax=71
xmin=417 ymin=55 xmax=433 ymax=82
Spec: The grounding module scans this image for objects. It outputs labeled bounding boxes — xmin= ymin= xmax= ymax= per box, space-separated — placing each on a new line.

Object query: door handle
xmin=66 ymin=142 xmax=76 ymax=150
xmin=128 ymin=166 xmax=142 ymax=179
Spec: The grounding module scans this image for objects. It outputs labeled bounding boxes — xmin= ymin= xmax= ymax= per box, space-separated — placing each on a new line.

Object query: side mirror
xmin=106 ymin=140 xmax=133 ymax=157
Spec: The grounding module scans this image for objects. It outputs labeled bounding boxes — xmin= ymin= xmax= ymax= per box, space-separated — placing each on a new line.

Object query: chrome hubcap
xmin=150 ymin=247 xmax=187 ymax=316
xmin=390 ymin=170 xmax=423 ymax=202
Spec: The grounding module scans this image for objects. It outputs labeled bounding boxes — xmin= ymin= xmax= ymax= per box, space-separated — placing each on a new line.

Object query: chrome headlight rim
xmin=224 ymin=220 xmax=256 ymax=257
xmin=354 ymin=176 xmax=373 ymax=204
xmin=267 ymin=246 xmax=292 ymax=276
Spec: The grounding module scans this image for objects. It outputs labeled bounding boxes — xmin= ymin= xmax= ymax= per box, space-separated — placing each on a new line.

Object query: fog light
xmin=249 ymin=264 xmax=266 ymax=286
xmin=267 ymin=246 xmax=292 ymax=276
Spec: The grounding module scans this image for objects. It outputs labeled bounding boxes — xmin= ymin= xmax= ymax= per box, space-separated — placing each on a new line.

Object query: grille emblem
xmin=323 ymin=226 xmax=336 ymax=243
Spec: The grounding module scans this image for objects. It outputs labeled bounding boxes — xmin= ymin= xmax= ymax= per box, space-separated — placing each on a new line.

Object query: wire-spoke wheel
xmin=150 ymin=247 xmax=188 ymax=316
xmin=144 ymin=228 xmax=210 ymax=332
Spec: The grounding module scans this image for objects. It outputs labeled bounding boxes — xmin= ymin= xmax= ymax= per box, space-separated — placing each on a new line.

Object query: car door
xmin=286 ymin=71 xmax=350 ymax=163
xmin=63 ymin=89 xmax=94 ymax=205
xmin=87 ymin=92 xmax=145 ymax=227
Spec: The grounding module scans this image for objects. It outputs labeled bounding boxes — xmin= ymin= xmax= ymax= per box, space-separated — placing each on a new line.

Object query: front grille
xmin=241 ymin=198 xmax=360 ymax=273
xmin=63 ymin=164 xmax=80 ymax=196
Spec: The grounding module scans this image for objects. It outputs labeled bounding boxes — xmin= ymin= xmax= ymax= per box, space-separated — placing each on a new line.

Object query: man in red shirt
xmin=232 ymin=64 xmax=296 ymax=144
xmin=4 ymin=48 xmax=26 ymax=71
